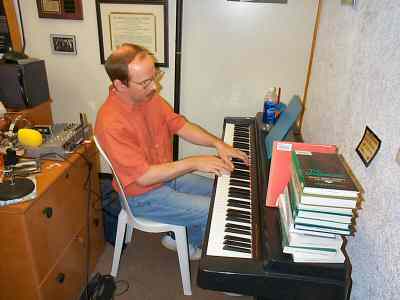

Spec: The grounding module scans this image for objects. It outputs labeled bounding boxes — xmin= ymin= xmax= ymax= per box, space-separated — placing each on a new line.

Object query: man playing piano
xmin=95 ymin=43 xmax=248 ymax=259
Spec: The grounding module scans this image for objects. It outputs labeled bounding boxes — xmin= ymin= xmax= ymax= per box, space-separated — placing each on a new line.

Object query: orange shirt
xmin=95 ymin=89 xmax=186 ymax=196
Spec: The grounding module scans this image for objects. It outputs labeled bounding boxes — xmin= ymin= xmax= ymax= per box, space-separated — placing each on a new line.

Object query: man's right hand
xmin=188 ymin=155 xmax=233 ymax=176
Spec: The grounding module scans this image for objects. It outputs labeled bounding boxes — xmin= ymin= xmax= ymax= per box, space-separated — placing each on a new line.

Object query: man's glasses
xmin=130 ymin=69 xmax=165 ymax=89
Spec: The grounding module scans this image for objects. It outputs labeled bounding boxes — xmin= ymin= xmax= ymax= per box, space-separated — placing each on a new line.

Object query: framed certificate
xmin=356 ymin=126 xmax=381 ymax=167
xmin=95 ymin=0 xmax=168 ymax=67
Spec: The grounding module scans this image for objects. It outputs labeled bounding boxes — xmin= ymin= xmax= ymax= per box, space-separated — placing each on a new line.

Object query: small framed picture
xmin=50 ymin=34 xmax=77 ymax=55
xmin=36 ymin=0 xmax=83 ymax=20
xmin=356 ymin=126 xmax=381 ymax=167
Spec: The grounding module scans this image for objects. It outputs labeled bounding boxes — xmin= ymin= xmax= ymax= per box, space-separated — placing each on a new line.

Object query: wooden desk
xmin=0 ymin=141 xmax=105 ymax=300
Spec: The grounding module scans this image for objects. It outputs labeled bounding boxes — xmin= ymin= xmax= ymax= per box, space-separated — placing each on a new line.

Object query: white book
xmin=279 ymin=189 xmax=339 ymax=238
xmin=279 ymin=192 xmax=343 ymax=251
xmin=292 ymin=250 xmax=345 ymax=263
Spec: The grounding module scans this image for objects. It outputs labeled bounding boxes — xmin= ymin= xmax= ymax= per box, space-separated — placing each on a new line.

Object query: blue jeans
xmin=127 ymin=174 xmax=213 ymax=248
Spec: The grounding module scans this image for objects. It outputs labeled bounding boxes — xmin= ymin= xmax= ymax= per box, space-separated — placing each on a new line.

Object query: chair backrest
xmin=93 ymin=136 xmax=135 ymax=221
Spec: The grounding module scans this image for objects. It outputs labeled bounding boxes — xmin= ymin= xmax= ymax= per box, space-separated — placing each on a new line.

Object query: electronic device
xmin=0 ymin=58 xmax=50 ymax=109
xmin=24 ymin=113 xmax=91 ymax=160
xmin=0 ymin=148 xmax=35 ymax=201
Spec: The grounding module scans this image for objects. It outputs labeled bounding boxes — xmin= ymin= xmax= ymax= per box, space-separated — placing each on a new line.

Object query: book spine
xmin=291 ymin=150 xmax=305 ymax=186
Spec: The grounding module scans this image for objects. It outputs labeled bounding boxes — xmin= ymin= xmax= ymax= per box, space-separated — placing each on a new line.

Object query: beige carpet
xmin=94 ymin=231 xmax=253 ymax=300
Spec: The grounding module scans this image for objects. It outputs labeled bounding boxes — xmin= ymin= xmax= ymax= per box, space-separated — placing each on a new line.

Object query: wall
xmin=302 ymin=1 xmax=400 ymax=299
xmin=16 ymin=0 xmax=316 ymax=161
xmin=180 ymin=0 xmax=317 ymax=157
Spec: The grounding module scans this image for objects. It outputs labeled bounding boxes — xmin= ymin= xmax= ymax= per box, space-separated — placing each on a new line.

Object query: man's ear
xmin=113 ymin=79 xmax=128 ymax=92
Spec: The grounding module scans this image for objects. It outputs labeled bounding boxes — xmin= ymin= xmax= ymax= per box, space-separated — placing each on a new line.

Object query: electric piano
xmin=197 ymin=115 xmax=352 ymax=300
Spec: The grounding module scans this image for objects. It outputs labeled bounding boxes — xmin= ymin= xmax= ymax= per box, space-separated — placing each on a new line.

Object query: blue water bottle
xmin=262 ymin=88 xmax=277 ymax=126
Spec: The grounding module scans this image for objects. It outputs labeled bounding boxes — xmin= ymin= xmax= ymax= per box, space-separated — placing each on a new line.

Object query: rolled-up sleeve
xmin=159 ymin=98 xmax=187 ymax=134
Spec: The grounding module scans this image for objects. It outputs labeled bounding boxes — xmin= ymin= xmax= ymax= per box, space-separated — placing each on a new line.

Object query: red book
xmin=266 ymin=141 xmax=337 ymax=207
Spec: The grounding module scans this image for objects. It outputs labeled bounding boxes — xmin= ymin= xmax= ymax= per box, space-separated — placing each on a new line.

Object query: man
xmin=95 ymin=43 xmax=248 ymax=259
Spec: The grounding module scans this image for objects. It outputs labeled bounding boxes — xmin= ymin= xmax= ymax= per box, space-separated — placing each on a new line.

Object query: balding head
xmin=104 ymin=43 xmax=149 ymax=86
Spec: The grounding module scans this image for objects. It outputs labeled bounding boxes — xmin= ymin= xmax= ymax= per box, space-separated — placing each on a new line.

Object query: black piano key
xmin=228 ymin=191 xmax=250 ymax=200
xmin=228 ymin=193 xmax=250 ymax=200
xmin=233 ymin=137 xmax=249 ymax=143
xmin=229 ymin=187 xmax=250 ymax=195
xmin=223 ymin=245 xmax=251 ymax=254
xmin=231 ymin=170 xmax=250 ymax=178
xmin=226 ymin=222 xmax=251 ymax=231
xmin=233 ymin=164 xmax=249 ymax=172
xmin=229 ymin=179 xmax=250 ymax=188
xmin=233 ymin=132 xmax=249 ymax=138
xmin=232 ymin=157 xmax=247 ymax=163
xmin=227 ymin=202 xmax=251 ymax=210
xmin=225 ymin=228 xmax=251 ymax=236
xmin=233 ymin=161 xmax=250 ymax=168
xmin=227 ymin=208 xmax=251 ymax=217
xmin=226 ymin=216 xmax=251 ymax=224
xmin=224 ymin=235 xmax=251 ymax=243
xmin=226 ymin=213 xmax=250 ymax=222
xmin=224 ymin=240 xmax=251 ymax=250
xmin=228 ymin=198 xmax=251 ymax=205
xmin=233 ymin=142 xmax=250 ymax=150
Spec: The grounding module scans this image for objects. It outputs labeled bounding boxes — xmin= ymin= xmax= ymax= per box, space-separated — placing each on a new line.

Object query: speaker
xmin=0 ymin=58 xmax=50 ymax=109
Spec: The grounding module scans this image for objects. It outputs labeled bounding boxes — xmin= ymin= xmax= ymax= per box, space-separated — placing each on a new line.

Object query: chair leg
xmin=174 ymin=228 xmax=192 ymax=296
xmin=125 ymin=224 xmax=134 ymax=243
xmin=111 ymin=210 xmax=128 ymax=277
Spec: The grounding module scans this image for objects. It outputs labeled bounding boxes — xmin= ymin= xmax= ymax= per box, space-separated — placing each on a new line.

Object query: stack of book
xmin=278 ymin=150 xmax=360 ymax=263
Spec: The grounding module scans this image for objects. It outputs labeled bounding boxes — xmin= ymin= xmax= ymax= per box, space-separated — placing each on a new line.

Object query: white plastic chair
xmin=93 ymin=136 xmax=192 ymax=295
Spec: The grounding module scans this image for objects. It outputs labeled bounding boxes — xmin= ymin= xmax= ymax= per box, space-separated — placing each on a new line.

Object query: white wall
xmin=180 ymin=0 xmax=317 ymax=157
xmin=16 ymin=0 xmax=316 ymax=160
xmin=303 ymin=1 xmax=400 ymax=299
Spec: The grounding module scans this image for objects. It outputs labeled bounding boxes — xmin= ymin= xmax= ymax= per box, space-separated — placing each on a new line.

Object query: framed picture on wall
xmin=95 ymin=0 xmax=169 ymax=67
xmin=50 ymin=34 xmax=77 ymax=55
xmin=36 ymin=0 xmax=83 ymax=20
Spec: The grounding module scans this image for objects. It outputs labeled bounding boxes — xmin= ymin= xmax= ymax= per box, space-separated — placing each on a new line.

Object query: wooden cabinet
xmin=0 ymin=141 xmax=105 ymax=300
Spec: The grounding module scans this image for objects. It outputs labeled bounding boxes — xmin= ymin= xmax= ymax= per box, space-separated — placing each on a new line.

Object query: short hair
xmin=104 ymin=43 xmax=149 ymax=86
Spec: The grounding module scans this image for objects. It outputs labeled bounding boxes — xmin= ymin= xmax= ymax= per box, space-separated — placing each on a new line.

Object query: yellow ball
xmin=17 ymin=128 xmax=43 ymax=147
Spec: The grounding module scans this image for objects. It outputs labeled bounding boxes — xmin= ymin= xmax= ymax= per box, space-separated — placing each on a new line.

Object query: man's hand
xmin=188 ymin=155 xmax=234 ymax=176
xmin=215 ymin=141 xmax=249 ymax=169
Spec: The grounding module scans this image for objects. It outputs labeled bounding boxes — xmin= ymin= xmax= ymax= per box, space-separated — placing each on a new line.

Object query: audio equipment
xmin=0 ymin=58 xmax=50 ymax=109
xmin=24 ymin=114 xmax=91 ymax=160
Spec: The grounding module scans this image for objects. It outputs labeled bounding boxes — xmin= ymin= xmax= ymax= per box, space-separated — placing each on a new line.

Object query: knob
xmin=42 ymin=207 xmax=53 ymax=218
xmin=56 ymin=273 xmax=65 ymax=284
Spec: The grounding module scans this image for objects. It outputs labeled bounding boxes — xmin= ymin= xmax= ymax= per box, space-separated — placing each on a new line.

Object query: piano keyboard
xmin=206 ymin=122 xmax=255 ymax=259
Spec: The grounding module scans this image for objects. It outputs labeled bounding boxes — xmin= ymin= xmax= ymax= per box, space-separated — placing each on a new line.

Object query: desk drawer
xmin=26 ymin=165 xmax=87 ymax=284
xmin=39 ymin=232 xmax=85 ymax=300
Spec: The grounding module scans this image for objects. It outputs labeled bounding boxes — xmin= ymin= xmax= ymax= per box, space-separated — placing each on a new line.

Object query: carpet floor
xmin=94 ymin=231 xmax=253 ymax=300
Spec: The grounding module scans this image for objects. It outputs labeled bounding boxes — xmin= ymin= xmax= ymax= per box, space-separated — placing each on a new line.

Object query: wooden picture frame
xmin=95 ymin=0 xmax=168 ymax=67
xmin=36 ymin=0 xmax=83 ymax=20
xmin=50 ymin=34 xmax=77 ymax=55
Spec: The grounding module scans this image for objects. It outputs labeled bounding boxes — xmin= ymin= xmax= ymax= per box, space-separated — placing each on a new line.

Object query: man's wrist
xmin=214 ymin=139 xmax=225 ymax=149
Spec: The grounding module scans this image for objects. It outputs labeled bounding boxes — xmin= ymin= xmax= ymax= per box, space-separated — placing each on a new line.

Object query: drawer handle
xmin=65 ymin=172 xmax=69 ymax=179
xmin=93 ymin=218 xmax=100 ymax=227
xmin=56 ymin=273 xmax=65 ymax=284
xmin=42 ymin=207 xmax=53 ymax=218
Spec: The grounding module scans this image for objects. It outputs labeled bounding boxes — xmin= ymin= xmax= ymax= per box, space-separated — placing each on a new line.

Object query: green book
xmin=287 ymin=181 xmax=352 ymax=231
xmin=288 ymin=179 xmax=354 ymax=223
xmin=291 ymin=150 xmax=359 ymax=198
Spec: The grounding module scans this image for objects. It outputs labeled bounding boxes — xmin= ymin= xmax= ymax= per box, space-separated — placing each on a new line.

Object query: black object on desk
xmin=0 ymin=148 xmax=35 ymax=201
